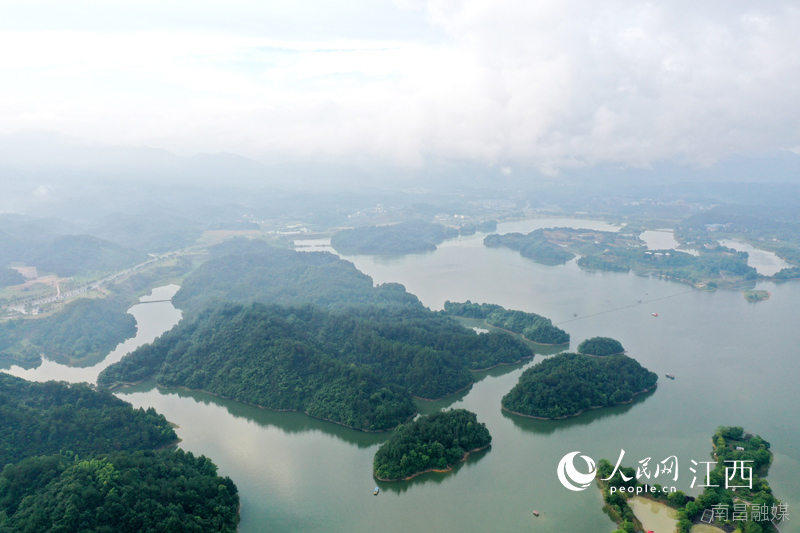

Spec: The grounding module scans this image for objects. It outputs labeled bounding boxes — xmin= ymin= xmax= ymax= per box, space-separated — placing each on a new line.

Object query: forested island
xmin=98 ymin=301 xmax=532 ymax=430
xmin=484 ymin=229 xmax=575 ymax=265
xmin=0 ymin=373 xmax=239 ymax=532
xmin=330 ymin=220 xmax=458 ymax=255
xmin=485 ymin=227 xmax=761 ymax=287
xmin=442 ymin=301 xmax=570 ymax=345
xmin=743 ymin=289 xmax=770 ymax=302
xmin=501 ymin=353 xmax=657 ymax=419
xmin=576 ymin=336 xmax=625 ymax=356
xmin=101 ymin=241 xmax=535 ymax=430
xmin=373 ymin=409 xmax=491 ymax=481
xmin=599 ymin=426 xmax=780 ymax=533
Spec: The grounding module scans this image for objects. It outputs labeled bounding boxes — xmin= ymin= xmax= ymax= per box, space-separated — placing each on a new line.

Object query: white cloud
xmin=1 ymin=1 xmax=799 ymax=172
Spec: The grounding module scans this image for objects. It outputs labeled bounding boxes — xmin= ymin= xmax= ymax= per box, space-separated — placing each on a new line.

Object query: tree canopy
xmin=0 ymin=268 xmax=24 ymax=288
xmin=98 ymin=302 xmax=533 ymax=430
xmin=172 ymin=239 xmax=424 ymax=316
xmin=0 ymin=297 xmax=137 ymax=366
xmin=576 ymin=337 xmax=625 ymax=356
xmin=331 ymin=220 xmax=459 ymax=255
xmin=501 ymin=353 xmax=657 ymax=419
xmin=443 ymin=300 xmax=570 ymax=344
xmin=0 ymin=373 xmax=239 ymax=532
xmin=0 ymin=450 xmax=239 ymax=533
xmin=373 ymin=409 xmax=491 ymax=480
xmin=0 ymin=373 xmax=176 ymax=465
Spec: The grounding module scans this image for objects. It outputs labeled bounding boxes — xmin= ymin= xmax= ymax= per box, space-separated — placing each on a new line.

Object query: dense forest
xmin=0 ymin=297 xmax=137 ymax=365
xmin=27 ymin=235 xmax=148 ymax=277
xmin=773 ymin=266 xmax=800 ymax=279
xmin=330 ymin=220 xmax=459 ymax=255
xmin=373 ymin=409 xmax=491 ymax=480
xmin=501 ymin=353 xmax=658 ymax=419
xmin=172 ymin=239 xmax=424 ymax=315
xmin=0 ymin=373 xmax=176 ymax=464
xmin=0 ymin=215 xmax=147 ymax=278
xmin=98 ymin=302 xmax=533 ymax=429
xmin=442 ymin=300 xmax=570 ymax=344
xmin=576 ymin=337 xmax=625 ymax=356
xmin=0 ymin=450 xmax=239 ymax=533
xmin=484 ymin=229 xmax=575 ymax=265
xmin=0 ymin=268 xmax=24 ymax=288
xmin=599 ymin=426 xmax=779 ymax=533
xmin=0 ymin=373 xmax=239 ymax=532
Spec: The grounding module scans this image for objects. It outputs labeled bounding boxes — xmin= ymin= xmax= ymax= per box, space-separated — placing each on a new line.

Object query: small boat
xmin=373 ymin=486 xmax=380 ymax=495
xmin=573 ymin=313 xmax=577 ymax=317
xmin=665 ymin=373 xmax=675 ymax=379
xmin=652 ymin=312 xmax=658 ymax=317
xmin=533 ymin=510 xmax=540 ymax=517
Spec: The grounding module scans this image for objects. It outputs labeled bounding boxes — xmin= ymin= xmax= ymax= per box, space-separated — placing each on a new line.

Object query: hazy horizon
xmin=3 ymin=0 xmax=800 ymax=182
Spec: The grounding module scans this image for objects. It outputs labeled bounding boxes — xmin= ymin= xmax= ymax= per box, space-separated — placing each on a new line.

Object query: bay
xmin=4 ymin=220 xmax=799 ymax=533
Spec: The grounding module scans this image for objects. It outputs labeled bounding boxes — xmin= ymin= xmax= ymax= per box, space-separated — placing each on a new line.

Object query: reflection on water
xmin=4 ymin=230 xmax=800 ymax=532
xmin=629 ymin=496 xmax=679 ymax=533
xmin=376 ymin=447 xmax=492 ymax=494
xmin=118 ymin=381 xmax=389 ymax=449
xmin=718 ymin=238 xmax=791 ymax=276
xmin=501 ymin=388 xmax=657 ymax=436
xmin=640 ymin=229 xmax=680 ymax=250
xmin=1 ymin=285 xmax=181 ymax=384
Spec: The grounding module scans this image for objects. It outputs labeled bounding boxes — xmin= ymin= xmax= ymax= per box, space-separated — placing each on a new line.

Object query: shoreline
xmin=373 ymin=444 xmax=491 ymax=482
xmin=455 ymin=318 xmax=569 ymax=347
xmin=468 ymin=354 xmax=534 ymax=372
xmin=413 ymin=381 xmax=474 ymax=402
xmin=107 ymin=376 xmax=415 ymax=433
xmin=502 ymin=384 xmax=657 ymax=420
xmin=576 ymin=351 xmax=626 ymax=357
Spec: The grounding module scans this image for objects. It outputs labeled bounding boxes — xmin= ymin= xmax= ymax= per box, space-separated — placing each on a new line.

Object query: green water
xmin=4 ymin=220 xmax=799 ymax=532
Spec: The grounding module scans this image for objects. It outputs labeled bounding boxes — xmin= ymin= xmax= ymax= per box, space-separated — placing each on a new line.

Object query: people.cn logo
xmin=557 ymin=451 xmax=597 ymax=491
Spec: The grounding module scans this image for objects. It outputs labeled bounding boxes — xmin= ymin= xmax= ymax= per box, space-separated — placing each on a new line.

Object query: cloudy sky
xmin=2 ymin=0 xmax=799 ymax=172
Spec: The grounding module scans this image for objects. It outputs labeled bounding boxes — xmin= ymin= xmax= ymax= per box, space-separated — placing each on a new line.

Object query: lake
xmin=3 ymin=219 xmax=799 ymax=533
xmin=718 ymin=238 xmax=791 ymax=276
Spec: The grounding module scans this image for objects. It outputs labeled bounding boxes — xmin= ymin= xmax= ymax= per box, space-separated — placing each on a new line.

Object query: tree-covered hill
xmin=576 ymin=336 xmax=625 ymax=356
xmin=98 ymin=302 xmax=533 ymax=430
xmin=0 ymin=267 xmax=24 ymax=288
xmin=0 ymin=297 xmax=137 ymax=366
xmin=443 ymin=300 xmax=570 ymax=344
xmin=0 ymin=374 xmax=240 ymax=532
xmin=331 ymin=220 xmax=459 ymax=255
xmin=28 ymin=235 xmax=148 ymax=277
xmin=0 ymin=450 xmax=239 ymax=533
xmin=501 ymin=353 xmax=657 ymax=419
xmin=0 ymin=373 xmax=176 ymax=464
xmin=0 ymin=215 xmax=148 ymax=278
xmin=172 ymin=239 xmax=424 ymax=315
xmin=373 ymin=409 xmax=492 ymax=481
